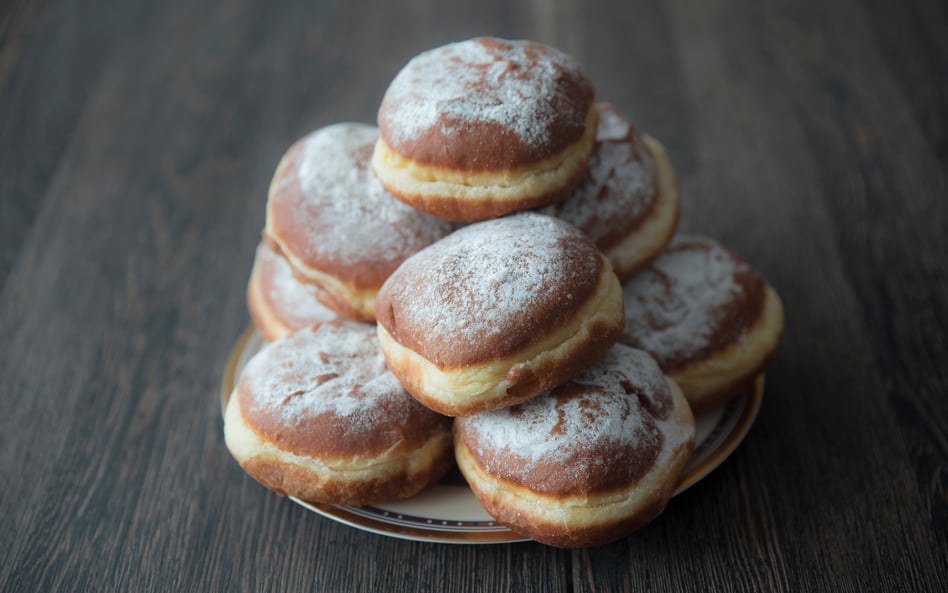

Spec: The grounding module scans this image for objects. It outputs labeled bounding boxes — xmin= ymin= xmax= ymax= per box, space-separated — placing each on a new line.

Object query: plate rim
xmin=675 ymin=374 xmax=764 ymax=493
xmin=220 ymin=325 xmax=764 ymax=544
xmin=292 ymin=498 xmax=521 ymax=544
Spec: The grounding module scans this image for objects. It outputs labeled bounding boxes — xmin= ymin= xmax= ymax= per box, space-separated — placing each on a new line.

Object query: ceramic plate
xmin=221 ymin=326 xmax=764 ymax=544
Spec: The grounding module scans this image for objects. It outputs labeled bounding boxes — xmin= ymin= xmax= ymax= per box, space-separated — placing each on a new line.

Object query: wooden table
xmin=2 ymin=0 xmax=946 ymax=590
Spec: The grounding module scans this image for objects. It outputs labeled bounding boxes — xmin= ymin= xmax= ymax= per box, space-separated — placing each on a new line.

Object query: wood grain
xmin=0 ymin=0 xmax=945 ymax=591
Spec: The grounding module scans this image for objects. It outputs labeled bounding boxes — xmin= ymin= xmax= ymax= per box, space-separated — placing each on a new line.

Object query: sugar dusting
xmin=380 ymin=38 xmax=587 ymax=147
xmin=239 ymin=321 xmax=410 ymax=429
xmin=288 ymin=123 xmax=453 ymax=266
xmin=459 ymin=345 xmax=689 ymax=483
xmin=255 ymin=243 xmax=337 ymax=326
xmin=541 ymin=106 xmax=656 ymax=243
xmin=622 ymin=236 xmax=747 ymax=363
xmin=382 ymin=213 xmax=599 ymax=356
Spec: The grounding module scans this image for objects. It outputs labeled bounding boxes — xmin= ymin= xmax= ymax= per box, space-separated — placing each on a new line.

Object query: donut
xmin=372 ymin=37 xmax=598 ymax=222
xmin=375 ymin=212 xmax=625 ymax=416
xmin=620 ymin=235 xmax=784 ymax=409
xmin=264 ymin=122 xmax=454 ymax=322
xmin=540 ymin=103 xmax=679 ymax=281
xmin=454 ymin=344 xmax=695 ymax=548
xmin=246 ymin=241 xmax=338 ymax=342
xmin=224 ymin=320 xmax=455 ymax=505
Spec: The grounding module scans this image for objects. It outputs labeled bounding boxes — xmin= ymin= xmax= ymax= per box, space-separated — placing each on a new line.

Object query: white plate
xmin=221 ymin=326 xmax=764 ymax=543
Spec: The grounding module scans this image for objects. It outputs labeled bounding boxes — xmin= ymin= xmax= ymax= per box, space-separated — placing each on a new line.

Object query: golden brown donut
xmin=224 ymin=320 xmax=455 ymax=505
xmin=540 ymin=103 xmax=680 ymax=281
xmin=246 ymin=241 xmax=338 ymax=342
xmin=375 ymin=212 xmax=625 ymax=416
xmin=372 ymin=37 xmax=598 ymax=222
xmin=454 ymin=344 xmax=695 ymax=548
xmin=621 ymin=235 xmax=784 ymax=410
xmin=265 ymin=122 xmax=454 ymax=322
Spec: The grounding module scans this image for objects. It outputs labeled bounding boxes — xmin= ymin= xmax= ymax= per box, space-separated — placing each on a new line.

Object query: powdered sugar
xmin=541 ymin=107 xmax=656 ymax=243
xmin=459 ymin=345 xmax=688 ymax=483
xmin=596 ymin=107 xmax=632 ymax=141
xmin=380 ymin=213 xmax=600 ymax=359
xmin=240 ymin=321 xmax=408 ymax=429
xmin=280 ymin=123 xmax=453 ymax=268
xmin=379 ymin=38 xmax=587 ymax=148
xmin=255 ymin=243 xmax=337 ymax=326
xmin=622 ymin=236 xmax=748 ymax=363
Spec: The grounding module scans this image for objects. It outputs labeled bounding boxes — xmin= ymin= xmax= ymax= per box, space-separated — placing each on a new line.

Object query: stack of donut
xmin=225 ymin=37 xmax=785 ymax=548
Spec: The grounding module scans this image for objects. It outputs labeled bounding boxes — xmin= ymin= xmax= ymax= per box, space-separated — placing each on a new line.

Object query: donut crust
xmin=373 ymin=38 xmax=599 ymax=222
xmin=225 ymin=391 xmax=454 ymax=505
xmin=667 ymin=284 xmax=784 ymax=410
xmin=622 ymin=236 xmax=785 ymax=410
xmin=264 ymin=123 xmax=453 ymax=322
xmin=376 ymin=260 xmax=624 ymax=416
xmin=263 ymin=234 xmax=379 ymax=323
xmin=455 ymin=370 xmax=695 ymax=548
xmin=246 ymin=242 xmax=338 ymax=341
xmin=539 ymin=104 xmax=680 ymax=281
xmin=602 ymin=135 xmax=680 ymax=281
xmin=223 ymin=321 xmax=455 ymax=505
xmin=371 ymin=107 xmax=598 ymax=222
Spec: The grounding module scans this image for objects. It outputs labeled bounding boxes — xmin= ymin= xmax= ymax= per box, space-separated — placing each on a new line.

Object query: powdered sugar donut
xmin=375 ymin=213 xmax=625 ymax=416
xmin=454 ymin=344 xmax=695 ymax=548
xmin=621 ymin=236 xmax=784 ymax=409
xmin=246 ymin=241 xmax=338 ymax=342
xmin=224 ymin=321 xmax=454 ymax=505
xmin=265 ymin=123 xmax=454 ymax=322
xmin=540 ymin=104 xmax=679 ymax=281
xmin=372 ymin=37 xmax=598 ymax=222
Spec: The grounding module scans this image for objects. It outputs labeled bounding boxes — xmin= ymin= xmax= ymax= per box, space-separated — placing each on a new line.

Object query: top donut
xmin=373 ymin=37 xmax=598 ymax=222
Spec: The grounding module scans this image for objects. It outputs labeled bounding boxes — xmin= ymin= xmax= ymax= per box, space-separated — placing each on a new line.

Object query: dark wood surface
xmin=2 ymin=0 xmax=946 ymax=591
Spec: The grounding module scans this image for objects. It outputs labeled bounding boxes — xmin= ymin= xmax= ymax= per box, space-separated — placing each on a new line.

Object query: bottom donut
xmin=454 ymin=344 xmax=695 ymax=548
xmin=224 ymin=320 xmax=455 ymax=505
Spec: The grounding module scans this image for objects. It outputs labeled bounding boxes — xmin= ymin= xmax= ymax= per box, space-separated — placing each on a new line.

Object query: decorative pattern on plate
xmin=221 ymin=326 xmax=763 ymax=544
